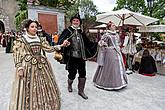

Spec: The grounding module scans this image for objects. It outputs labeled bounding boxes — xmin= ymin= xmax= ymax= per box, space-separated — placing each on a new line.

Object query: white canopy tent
xmin=139 ymin=25 xmax=165 ymax=32
xmin=152 ymin=40 xmax=165 ymax=44
xmin=89 ymin=29 xmax=105 ymax=33
xmin=96 ymin=8 xmax=159 ymax=26
xmin=88 ymin=24 xmax=106 ymax=33
xmin=94 ymin=24 xmax=107 ymax=28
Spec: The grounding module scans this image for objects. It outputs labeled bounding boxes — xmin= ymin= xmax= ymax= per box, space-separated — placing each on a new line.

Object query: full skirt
xmin=9 ymin=60 xmax=60 ymax=110
xmin=93 ymin=48 xmax=128 ymax=90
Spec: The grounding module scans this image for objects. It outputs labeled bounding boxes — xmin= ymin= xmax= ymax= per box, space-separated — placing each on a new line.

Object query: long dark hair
xmin=142 ymin=49 xmax=150 ymax=57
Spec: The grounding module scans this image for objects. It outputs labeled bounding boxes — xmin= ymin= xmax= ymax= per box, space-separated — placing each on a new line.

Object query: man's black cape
xmin=57 ymin=26 xmax=98 ymax=64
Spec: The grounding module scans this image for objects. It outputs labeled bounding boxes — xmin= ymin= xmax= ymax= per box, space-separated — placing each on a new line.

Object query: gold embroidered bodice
xmin=29 ymin=42 xmax=41 ymax=55
xmin=13 ymin=35 xmax=56 ymax=68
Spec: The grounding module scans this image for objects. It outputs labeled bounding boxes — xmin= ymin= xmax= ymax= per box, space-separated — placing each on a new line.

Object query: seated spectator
xmin=139 ymin=49 xmax=157 ymax=76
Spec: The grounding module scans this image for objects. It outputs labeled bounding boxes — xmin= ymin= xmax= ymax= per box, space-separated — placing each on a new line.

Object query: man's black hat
xmin=70 ymin=13 xmax=82 ymax=24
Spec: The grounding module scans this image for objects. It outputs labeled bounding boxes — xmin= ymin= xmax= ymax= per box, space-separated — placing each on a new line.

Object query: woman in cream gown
xmin=9 ymin=20 xmax=63 ymax=110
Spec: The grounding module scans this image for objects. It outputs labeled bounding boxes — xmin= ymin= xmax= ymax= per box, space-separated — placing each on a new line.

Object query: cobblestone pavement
xmin=0 ymin=47 xmax=165 ymax=110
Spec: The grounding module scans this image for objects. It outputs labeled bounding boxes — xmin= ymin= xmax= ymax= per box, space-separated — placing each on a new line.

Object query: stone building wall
xmin=28 ymin=5 xmax=65 ymax=34
xmin=0 ymin=0 xmax=18 ymax=32
xmin=0 ymin=0 xmax=65 ymax=33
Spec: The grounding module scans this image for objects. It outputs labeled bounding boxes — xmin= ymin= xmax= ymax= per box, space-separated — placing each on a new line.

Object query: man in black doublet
xmin=58 ymin=13 xmax=97 ymax=99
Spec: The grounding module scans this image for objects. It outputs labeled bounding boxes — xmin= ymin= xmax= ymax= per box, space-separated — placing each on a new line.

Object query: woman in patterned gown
xmin=9 ymin=19 xmax=63 ymax=110
xmin=93 ymin=21 xmax=128 ymax=90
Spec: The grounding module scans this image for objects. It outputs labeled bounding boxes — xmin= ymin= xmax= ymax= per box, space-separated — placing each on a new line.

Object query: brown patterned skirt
xmin=9 ymin=58 xmax=60 ymax=110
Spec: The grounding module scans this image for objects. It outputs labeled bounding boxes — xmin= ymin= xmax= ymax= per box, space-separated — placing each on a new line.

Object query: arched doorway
xmin=0 ymin=7 xmax=9 ymax=33
xmin=0 ymin=20 xmax=5 ymax=33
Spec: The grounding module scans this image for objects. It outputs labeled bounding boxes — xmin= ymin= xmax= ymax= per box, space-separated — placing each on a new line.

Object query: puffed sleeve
xmin=13 ymin=38 xmax=25 ymax=69
xmin=41 ymin=37 xmax=61 ymax=53
xmin=98 ymin=34 xmax=108 ymax=47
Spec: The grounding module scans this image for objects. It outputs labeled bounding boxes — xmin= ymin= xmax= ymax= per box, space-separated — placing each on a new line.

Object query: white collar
xmin=107 ymin=30 xmax=116 ymax=34
xmin=71 ymin=26 xmax=80 ymax=30
xmin=23 ymin=31 xmax=39 ymax=42
xmin=26 ymin=31 xmax=38 ymax=39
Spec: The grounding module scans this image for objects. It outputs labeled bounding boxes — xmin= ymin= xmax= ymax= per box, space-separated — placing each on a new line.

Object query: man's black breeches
xmin=67 ymin=57 xmax=86 ymax=80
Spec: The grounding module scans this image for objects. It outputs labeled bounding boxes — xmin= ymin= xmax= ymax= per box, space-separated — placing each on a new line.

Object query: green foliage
xmin=66 ymin=0 xmax=98 ymax=32
xmin=58 ymin=0 xmax=76 ymax=9
xmin=142 ymin=0 xmax=165 ymax=40
xmin=15 ymin=10 xmax=28 ymax=30
xmin=15 ymin=0 xmax=28 ymax=31
xmin=151 ymin=0 xmax=165 ymax=19
xmin=151 ymin=32 xmax=161 ymax=40
xmin=16 ymin=0 xmax=76 ymax=10
xmin=37 ymin=0 xmax=76 ymax=9
xmin=114 ymin=0 xmax=146 ymax=14
xmin=16 ymin=0 xmax=28 ymax=11
xmin=160 ymin=19 xmax=165 ymax=25
xmin=38 ymin=0 xmax=58 ymax=7
xmin=66 ymin=0 xmax=98 ymax=19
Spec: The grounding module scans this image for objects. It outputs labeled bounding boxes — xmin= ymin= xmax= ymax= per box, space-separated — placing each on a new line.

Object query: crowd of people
xmin=0 ymin=24 xmax=59 ymax=54
xmin=0 ymin=13 xmax=161 ymax=110
xmin=0 ymin=31 xmax=19 ymax=53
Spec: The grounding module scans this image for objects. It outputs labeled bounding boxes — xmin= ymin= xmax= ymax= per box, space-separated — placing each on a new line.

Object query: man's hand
xmin=63 ymin=40 xmax=70 ymax=47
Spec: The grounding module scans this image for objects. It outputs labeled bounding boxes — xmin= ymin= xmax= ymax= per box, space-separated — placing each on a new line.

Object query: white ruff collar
xmin=26 ymin=31 xmax=38 ymax=39
xmin=23 ymin=31 xmax=39 ymax=42
xmin=107 ymin=30 xmax=116 ymax=34
xmin=71 ymin=26 xmax=80 ymax=30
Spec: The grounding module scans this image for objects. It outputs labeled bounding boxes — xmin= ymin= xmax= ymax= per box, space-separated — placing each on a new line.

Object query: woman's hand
xmin=103 ymin=42 xmax=108 ymax=47
xmin=17 ymin=69 xmax=24 ymax=78
xmin=98 ymin=41 xmax=108 ymax=47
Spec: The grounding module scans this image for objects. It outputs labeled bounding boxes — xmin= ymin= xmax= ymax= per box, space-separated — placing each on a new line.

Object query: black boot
xmin=78 ymin=78 xmax=88 ymax=99
xmin=68 ymin=78 xmax=73 ymax=92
